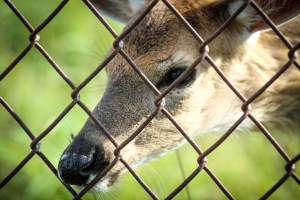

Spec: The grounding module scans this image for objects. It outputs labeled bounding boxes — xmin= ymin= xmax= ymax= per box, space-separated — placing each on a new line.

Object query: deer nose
xmin=58 ymin=153 xmax=97 ymax=186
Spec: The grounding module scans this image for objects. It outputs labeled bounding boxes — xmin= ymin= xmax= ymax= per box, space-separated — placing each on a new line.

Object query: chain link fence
xmin=0 ymin=0 xmax=299 ymax=199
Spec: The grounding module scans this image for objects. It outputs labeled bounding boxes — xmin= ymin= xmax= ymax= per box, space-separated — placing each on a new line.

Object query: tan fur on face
xmin=69 ymin=0 xmax=300 ymax=191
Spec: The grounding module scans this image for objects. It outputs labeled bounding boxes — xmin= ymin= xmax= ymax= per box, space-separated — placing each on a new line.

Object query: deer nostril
xmin=58 ymin=153 xmax=96 ymax=186
xmin=80 ymin=153 xmax=97 ymax=174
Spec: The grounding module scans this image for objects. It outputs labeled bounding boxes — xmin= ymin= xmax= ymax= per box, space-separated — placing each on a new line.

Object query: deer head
xmin=58 ymin=0 xmax=300 ymax=191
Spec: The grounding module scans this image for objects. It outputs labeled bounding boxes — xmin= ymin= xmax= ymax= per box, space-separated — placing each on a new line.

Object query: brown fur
xmin=59 ymin=0 xmax=300 ymax=190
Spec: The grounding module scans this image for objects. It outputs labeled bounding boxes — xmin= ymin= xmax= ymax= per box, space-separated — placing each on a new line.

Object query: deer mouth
xmin=86 ymin=169 xmax=123 ymax=192
xmin=87 ymin=176 xmax=111 ymax=192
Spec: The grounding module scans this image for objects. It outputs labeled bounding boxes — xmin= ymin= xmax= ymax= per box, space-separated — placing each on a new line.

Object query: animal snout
xmin=58 ymin=153 xmax=95 ymax=185
xmin=58 ymin=144 xmax=110 ymax=186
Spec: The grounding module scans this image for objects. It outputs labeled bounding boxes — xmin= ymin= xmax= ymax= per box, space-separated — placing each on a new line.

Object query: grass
xmin=0 ymin=0 xmax=299 ymax=200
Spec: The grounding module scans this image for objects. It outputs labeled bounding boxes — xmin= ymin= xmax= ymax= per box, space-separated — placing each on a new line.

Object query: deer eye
xmin=157 ymin=67 xmax=196 ymax=88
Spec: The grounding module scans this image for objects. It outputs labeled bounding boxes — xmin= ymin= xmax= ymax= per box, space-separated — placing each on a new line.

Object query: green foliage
xmin=0 ymin=1 xmax=299 ymax=200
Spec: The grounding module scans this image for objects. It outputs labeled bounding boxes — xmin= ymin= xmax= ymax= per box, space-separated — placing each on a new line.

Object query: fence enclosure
xmin=0 ymin=0 xmax=299 ymax=199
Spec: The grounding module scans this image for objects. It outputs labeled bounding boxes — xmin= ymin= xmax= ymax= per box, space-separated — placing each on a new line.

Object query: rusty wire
xmin=0 ymin=0 xmax=299 ymax=199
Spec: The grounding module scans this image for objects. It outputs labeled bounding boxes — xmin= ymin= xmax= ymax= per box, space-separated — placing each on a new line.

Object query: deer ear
xmin=90 ymin=0 xmax=146 ymax=23
xmin=229 ymin=0 xmax=300 ymax=32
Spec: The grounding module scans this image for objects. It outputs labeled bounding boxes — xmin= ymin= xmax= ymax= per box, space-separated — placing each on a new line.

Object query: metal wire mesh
xmin=0 ymin=0 xmax=299 ymax=199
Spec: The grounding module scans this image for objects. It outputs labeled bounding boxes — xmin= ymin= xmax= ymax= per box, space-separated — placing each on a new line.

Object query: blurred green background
xmin=0 ymin=0 xmax=299 ymax=200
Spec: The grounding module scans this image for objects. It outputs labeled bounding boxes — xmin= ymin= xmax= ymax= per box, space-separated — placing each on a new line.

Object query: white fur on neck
xmin=246 ymin=31 xmax=260 ymax=47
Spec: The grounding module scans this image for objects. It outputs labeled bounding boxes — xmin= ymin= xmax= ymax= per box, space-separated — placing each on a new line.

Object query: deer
xmin=57 ymin=0 xmax=300 ymax=193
